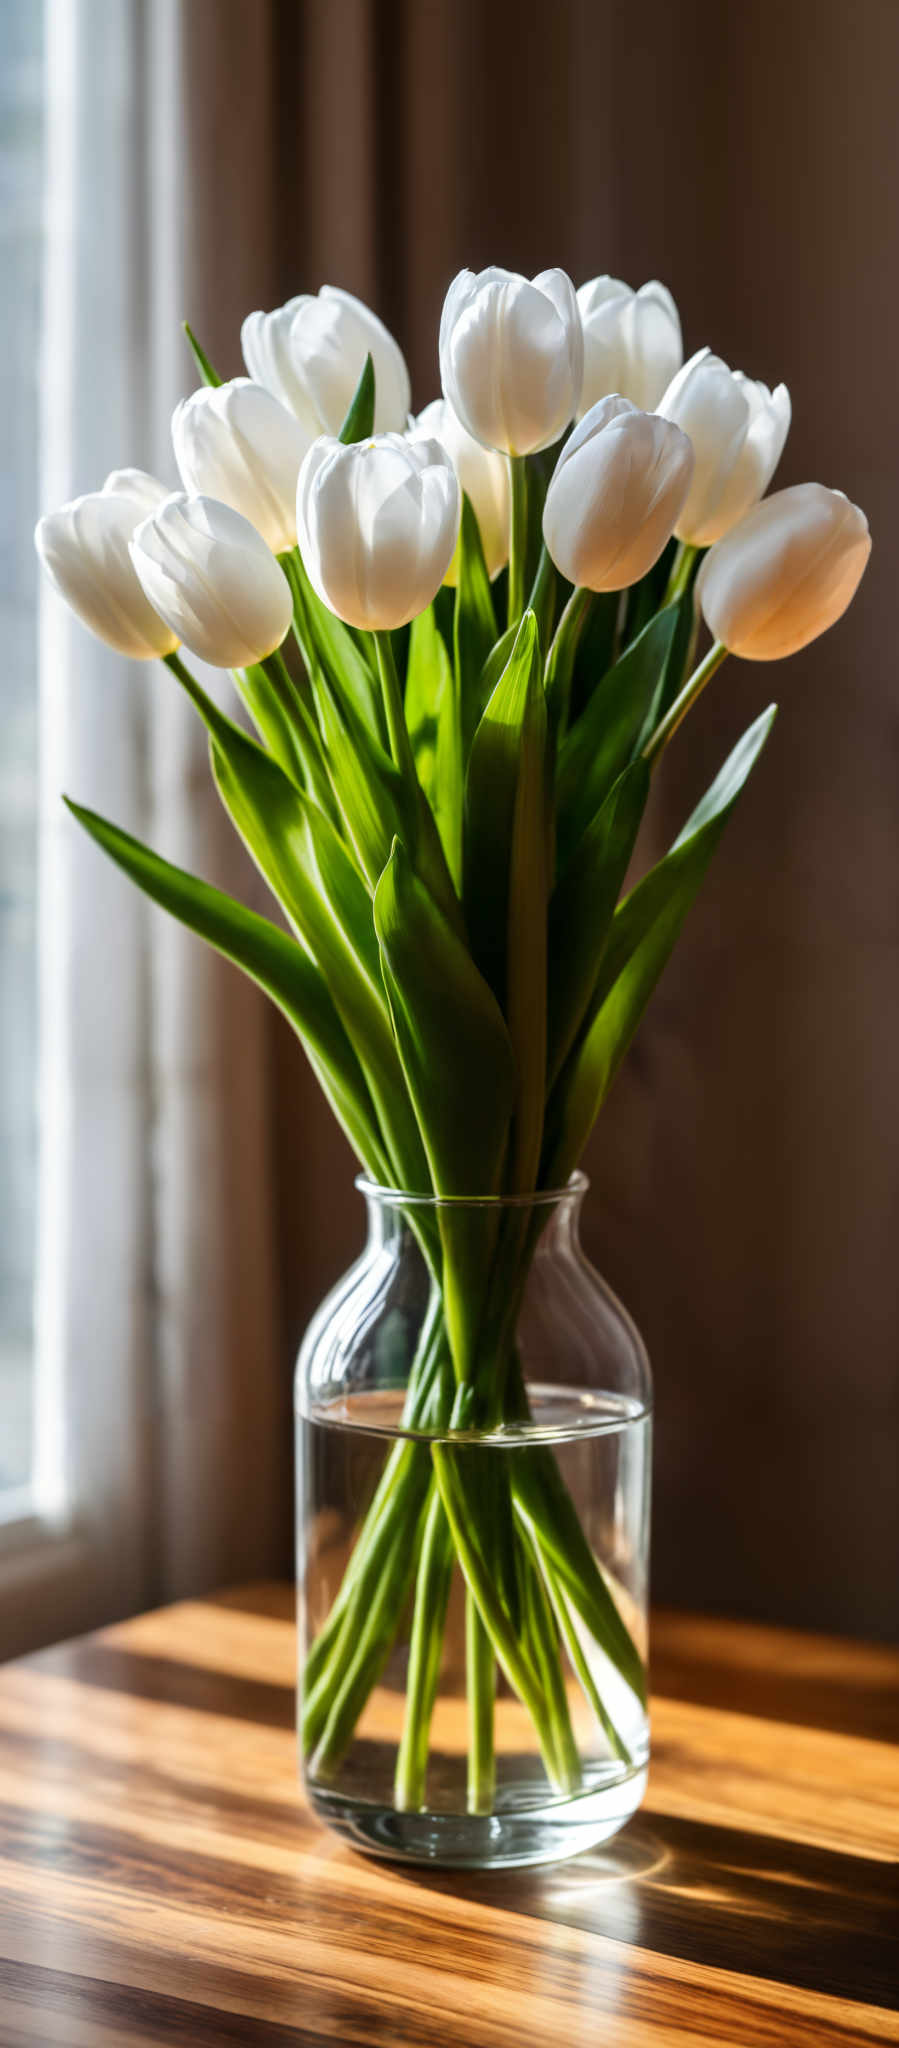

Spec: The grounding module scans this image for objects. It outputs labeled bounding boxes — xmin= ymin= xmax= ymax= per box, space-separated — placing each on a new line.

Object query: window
xmin=0 ymin=1 xmax=158 ymax=1655
xmin=0 ymin=2 xmax=43 ymax=1516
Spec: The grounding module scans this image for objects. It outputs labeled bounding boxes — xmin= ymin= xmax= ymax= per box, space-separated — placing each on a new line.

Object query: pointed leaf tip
xmin=339 ymin=353 xmax=376 ymax=443
xmin=183 ymin=321 xmax=222 ymax=388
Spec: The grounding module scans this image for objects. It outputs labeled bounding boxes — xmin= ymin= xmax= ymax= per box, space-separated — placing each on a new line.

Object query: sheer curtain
xmin=23 ymin=0 xmax=287 ymax=1654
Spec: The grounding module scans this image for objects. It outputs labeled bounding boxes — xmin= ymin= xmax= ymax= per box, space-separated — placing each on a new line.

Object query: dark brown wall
xmin=193 ymin=0 xmax=899 ymax=1637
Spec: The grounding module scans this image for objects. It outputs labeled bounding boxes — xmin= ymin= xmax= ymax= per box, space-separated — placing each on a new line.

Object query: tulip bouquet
xmin=36 ymin=268 xmax=870 ymax=1815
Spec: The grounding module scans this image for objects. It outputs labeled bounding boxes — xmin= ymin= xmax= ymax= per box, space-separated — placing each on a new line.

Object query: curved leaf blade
xmin=556 ymin=604 xmax=679 ymax=866
xmin=454 ymin=491 xmax=497 ymax=753
xmin=547 ymin=758 xmax=650 ymax=1087
xmin=546 ymin=705 xmax=778 ymax=1181
xmin=374 ymin=839 xmax=515 ymax=1198
xmin=466 ymin=611 xmax=549 ymax=1192
xmin=65 ymin=797 xmax=389 ymax=1178
xmin=405 ymin=603 xmax=451 ymax=806
xmin=338 ymin=352 xmax=375 ymax=443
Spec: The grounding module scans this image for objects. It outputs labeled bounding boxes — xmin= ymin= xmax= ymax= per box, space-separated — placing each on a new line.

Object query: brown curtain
xmin=174 ymin=0 xmax=898 ymax=1637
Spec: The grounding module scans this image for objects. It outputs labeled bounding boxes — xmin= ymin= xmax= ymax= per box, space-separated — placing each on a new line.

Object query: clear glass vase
xmin=295 ymin=1173 xmax=652 ymax=1869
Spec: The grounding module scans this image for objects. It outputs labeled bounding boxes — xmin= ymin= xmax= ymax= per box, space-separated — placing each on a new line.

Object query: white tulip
xmin=129 ymin=494 xmax=293 ymax=668
xmin=35 ymin=468 xmax=178 ymax=659
xmin=657 ymin=346 xmax=791 ymax=546
xmin=542 ymin=396 xmax=694 ymax=593
xmin=577 ymin=275 xmax=682 ymax=414
xmin=171 ymin=377 xmax=311 ymax=555
xmin=408 ymin=398 xmax=510 ymax=583
xmin=438 ymin=266 xmax=583 ymax=456
xmin=241 ymin=285 xmax=411 ymax=436
xmin=296 ymin=434 xmax=460 ymax=632
xmin=696 ymin=483 xmax=871 ymax=661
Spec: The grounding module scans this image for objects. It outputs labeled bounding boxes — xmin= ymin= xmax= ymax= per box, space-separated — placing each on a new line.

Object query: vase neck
xmin=359 ymin=1177 xmax=587 ymax=1259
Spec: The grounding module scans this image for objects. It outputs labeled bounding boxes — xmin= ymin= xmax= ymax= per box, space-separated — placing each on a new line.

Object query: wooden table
xmin=0 ymin=1585 xmax=896 ymax=2045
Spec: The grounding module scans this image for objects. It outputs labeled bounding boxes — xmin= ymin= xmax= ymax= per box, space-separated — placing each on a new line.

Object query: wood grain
xmin=0 ymin=1588 xmax=895 ymax=2047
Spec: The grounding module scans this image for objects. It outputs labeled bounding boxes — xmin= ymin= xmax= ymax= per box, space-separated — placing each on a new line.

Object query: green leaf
xmin=309 ymin=661 xmax=408 ymax=889
xmin=414 ymin=492 xmax=501 ymax=900
xmin=375 ymin=839 xmax=515 ymax=1198
xmin=621 ymin=546 xmax=671 ymax=647
xmin=555 ymin=604 xmax=680 ymax=866
xmin=182 ymin=322 xmax=222 ymax=387
xmin=634 ymin=584 xmax=696 ymax=754
xmin=281 ymin=545 xmax=385 ymax=746
xmin=453 ymin=492 xmax=497 ymax=755
xmin=310 ymin=644 xmax=462 ymax=937
xmin=467 ymin=611 xmax=550 ymax=1192
xmin=404 ymin=602 xmax=464 ymax=893
xmin=229 ymin=663 xmax=304 ymax=787
xmin=546 ymin=759 xmax=650 ymax=1087
xmin=545 ymin=706 xmax=777 ymax=1182
xmin=216 ymin=746 xmax=428 ymax=1196
xmin=543 ymin=587 xmax=591 ymax=743
xmin=464 ymin=610 xmax=542 ymax=1005
xmin=476 ymin=619 xmax=517 ymax=709
xmin=165 ymin=659 xmax=428 ymax=1192
xmin=405 ymin=604 xmax=452 ymax=809
xmin=567 ymin=590 xmax=619 ymax=729
xmin=338 ymin=352 xmax=375 ymax=443
xmin=374 ymin=840 xmax=516 ymax=1379
xmin=64 ymin=798 xmax=389 ymax=1179
xmin=527 ymin=543 xmax=559 ymax=658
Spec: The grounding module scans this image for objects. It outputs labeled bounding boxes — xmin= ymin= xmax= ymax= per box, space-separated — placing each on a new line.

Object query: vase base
xmin=307 ymin=1763 xmax=649 ymax=1870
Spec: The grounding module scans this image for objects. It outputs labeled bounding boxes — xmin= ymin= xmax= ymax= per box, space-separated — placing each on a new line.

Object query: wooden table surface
xmin=0 ymin=1585 xmax=896 ymax=2046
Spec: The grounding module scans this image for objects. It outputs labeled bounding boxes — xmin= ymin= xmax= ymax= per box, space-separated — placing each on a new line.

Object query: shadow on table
xmin=382 ymin=1809 xmax=899 ymax=2011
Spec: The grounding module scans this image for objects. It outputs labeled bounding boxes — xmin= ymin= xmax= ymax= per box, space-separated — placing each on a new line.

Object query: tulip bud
xmin=296 ymin=433 xmax=460 ymax=633
xmin=696 ymin=482 xmax=871 ymax=661
xmin=35 ymin=468 xmax=178 ymax=659
xmin=129 ymin=494 xmax=293 ymax=668
xmin=542 ymin=396 xmax=694 ymax=593
xmin=171 ymin=377 xmax=311 ymax=555
xmin=577 ymin=275 xmax=682 ymax=414
xmin=438 ymin=266 xmax=583 ymax=456
xmin=657 ymin=346 xmax=791 ymax=546
xmin=241 ymin=285 xmax=411 ymax=436
xmin=408 ymin=398 xmax=510 ymax=584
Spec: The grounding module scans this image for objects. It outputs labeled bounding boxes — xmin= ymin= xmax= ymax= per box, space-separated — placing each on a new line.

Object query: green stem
xmin=375 ymin=632 xmax=417 ymax=782
xmin=465 ymin=1588 xmax=496 ymax=1814
xmin=229 ymin=666 xmax=305 ymax=788
xmin=544 ymin=585 xmax=592 ymax=741
xmin=278 ymin=544 xmax=312 ymax=638
xmin=511 ymin=1441 xmax=647 ymax=1710
xmin=643 ymin=640 xmax=728 ymax=766
xmin=662 ymin=539 xmax=698 ymax=606
xmin=537 ymin=1546 xmax=632 ymax=1766
xmin=307 ymin=1504 xmax=423 ymax=1780
xmin=507 ymin=455 xmax=528 ymax=629
xmin=261 ymin=648 xmax=337 ymax=819
xmin=303 ymin=1293 xmax=449 ymax=1705
xmin=394 ymin=1484 xmax=455 ymax=1811
xmin=432 ymin=1442 xmax=567 ymax=1791
xmin=519 ymin=1533 xmax=581 ymax=1793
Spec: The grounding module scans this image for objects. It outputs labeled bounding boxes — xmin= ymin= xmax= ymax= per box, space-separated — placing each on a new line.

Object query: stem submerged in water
xmin=394 ymin=1485 xmax=455 ymax=1812
xmin=302 ymin=1284 xmax=646 ymax=1804
xmin=466 ymin=1590 xmax=496 ymax=1814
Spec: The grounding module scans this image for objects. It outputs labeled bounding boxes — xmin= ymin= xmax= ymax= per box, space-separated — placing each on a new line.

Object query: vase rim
xmin=355 ymin=1170 xmax=589 ymax=1211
